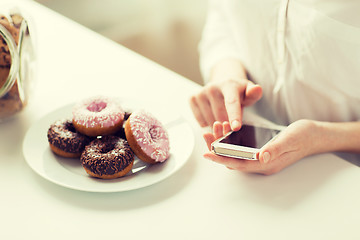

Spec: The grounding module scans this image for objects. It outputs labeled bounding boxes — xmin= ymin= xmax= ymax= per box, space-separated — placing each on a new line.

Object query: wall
xmin=35 ymin=0 xmax=208 ymax=85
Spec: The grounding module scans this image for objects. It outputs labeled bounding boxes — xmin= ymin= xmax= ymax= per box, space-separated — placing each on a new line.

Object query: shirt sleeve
xmin=198 ymin=0 xmax=242 ymax=83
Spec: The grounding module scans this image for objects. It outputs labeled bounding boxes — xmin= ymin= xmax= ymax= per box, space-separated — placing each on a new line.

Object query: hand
xmin=203 ymin=120 xmax=320 ymax=175
xmin=189 ymin=78 xmax=262 ymax=131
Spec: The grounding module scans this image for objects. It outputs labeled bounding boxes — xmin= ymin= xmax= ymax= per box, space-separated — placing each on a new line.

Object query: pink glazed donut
xmin=72 ymin=96 xmax=125 ymax=137
xmin=125 ymin=110 xmax=170 ymax=164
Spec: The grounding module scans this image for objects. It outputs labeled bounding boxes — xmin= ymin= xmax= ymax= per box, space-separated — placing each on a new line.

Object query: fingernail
xmin=231 ymin=120 xmax=241 ymax=130
xmin=263 ymin=152 xmax=271 ymax=164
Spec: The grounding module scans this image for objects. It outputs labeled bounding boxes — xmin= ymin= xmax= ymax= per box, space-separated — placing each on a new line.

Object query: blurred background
xmin=34 ymin=0 xmax=208 ymax=85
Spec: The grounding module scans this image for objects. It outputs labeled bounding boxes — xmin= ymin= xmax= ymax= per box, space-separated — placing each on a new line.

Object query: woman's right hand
xmin=189 ymin=78 xmax=263 ymax=131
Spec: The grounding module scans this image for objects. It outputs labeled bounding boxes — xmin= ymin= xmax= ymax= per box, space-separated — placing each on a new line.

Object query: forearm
xmin=314 ymin=120 xmax=360 ymax=153
xmin=209 ymin=58 xmax=247 ymax=84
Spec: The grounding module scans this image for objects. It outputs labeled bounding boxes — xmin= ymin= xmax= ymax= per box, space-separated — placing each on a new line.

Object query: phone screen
xmin=219 ymin=125 xmax=280 ymax=148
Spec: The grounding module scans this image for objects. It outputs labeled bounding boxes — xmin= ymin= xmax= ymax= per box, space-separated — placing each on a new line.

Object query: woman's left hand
xmin=203 ymin=119 xmax=320 ymax=175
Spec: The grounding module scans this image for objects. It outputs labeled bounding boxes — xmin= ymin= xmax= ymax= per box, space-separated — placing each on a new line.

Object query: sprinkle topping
xmin=47 ymin=119 xmax=92 ymax=153
xmin=129 ymin=110 xmax=170 ymax=162
xmin=81 ymin=136 xmax=134 ymax=175
xmin=72 ymin=96 xmax=125 ymax=128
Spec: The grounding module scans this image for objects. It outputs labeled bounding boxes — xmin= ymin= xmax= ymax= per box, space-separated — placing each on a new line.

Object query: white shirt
xmin=199 ymin=0 xmax=360 ymax=125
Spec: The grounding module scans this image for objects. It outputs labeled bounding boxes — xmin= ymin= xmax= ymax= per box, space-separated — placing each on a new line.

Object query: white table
xmin=1 ymin=1 xmax=359 ymax=239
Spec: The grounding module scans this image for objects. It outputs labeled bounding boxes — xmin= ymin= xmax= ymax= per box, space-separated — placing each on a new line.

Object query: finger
xmin=259 ymin=131 xmax=289 ymax=164
xmin=204 ymin=152 xmax=280 ymax=175
xmin=196 ymin=93 xmax=216 ymax=126
xmin=203 ymin=133 xmax=216 ymax=151
xmin=206 ymin=85 xmax=228 ymax=122
xmin=213 ymin=121 xmax=224 ymax=139
xmin=259 ymin=140 xmax=279 ymax=164
xmin=221 ymin=83 xmax=243 ymax=131
xmin=222 ymin=121 xmax=232 ymax=135
xmin=258 ymin=150 xmax=272 ymax=165
xmin=243 ymin=82 xmax=263 ymax=106
xmin=204 ymin=152 xmax=262 ymax=172
xmin=189 ymin=96 xmax=207 ymax=127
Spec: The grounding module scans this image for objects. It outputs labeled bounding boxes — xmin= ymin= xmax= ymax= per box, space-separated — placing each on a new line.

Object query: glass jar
xmin=0 ymin=7 xmax=35 ymax=120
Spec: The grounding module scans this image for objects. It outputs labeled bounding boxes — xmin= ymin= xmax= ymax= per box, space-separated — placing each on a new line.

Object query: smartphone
xmin=211 ymin=124 xmax=282 ymax=160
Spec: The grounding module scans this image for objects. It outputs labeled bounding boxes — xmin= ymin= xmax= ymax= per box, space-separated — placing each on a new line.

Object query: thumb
xmin=258 ymin=131 xmax=286 ymax=164
xmin=242 ymin=82 xmax=262 ymax=106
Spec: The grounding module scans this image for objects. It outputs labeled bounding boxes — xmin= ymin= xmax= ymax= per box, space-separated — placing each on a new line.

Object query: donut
xmin=81 ymin=135 xmax=134 ymax=179
xmin=125 ymin=110 xmax=170 ymax=164
xmin=72 ymin=96 xmax=125 ymax=137
xmin=47 ymin=119 xmax=92 ymax=158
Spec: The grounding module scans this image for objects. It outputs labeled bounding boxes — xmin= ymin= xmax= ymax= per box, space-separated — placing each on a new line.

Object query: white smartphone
xmin=211 ymin=124 xmax=282 ymax=160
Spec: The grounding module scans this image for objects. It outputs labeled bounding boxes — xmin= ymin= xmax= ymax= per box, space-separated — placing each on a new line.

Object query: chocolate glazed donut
xmin=81 ymin=135 xmax=134 ymax=179
xmin=47 ymin=119 xmax=92 ymax=158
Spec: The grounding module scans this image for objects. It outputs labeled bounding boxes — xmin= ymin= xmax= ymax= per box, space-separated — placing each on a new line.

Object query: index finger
xmin=222 ymin=83 xmax=243 ymax=131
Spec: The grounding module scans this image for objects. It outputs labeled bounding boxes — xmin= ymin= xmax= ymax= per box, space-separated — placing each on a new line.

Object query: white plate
xmin=22 ymin=99 xmax=194 ymax=192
